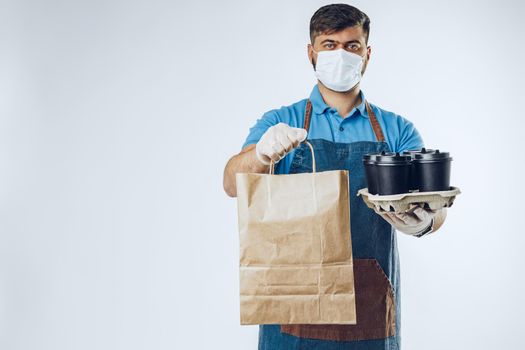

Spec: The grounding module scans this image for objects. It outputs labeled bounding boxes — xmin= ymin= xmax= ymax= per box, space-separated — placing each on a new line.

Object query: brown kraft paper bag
xmin=235 ymin=141 xmax=356 ymax=325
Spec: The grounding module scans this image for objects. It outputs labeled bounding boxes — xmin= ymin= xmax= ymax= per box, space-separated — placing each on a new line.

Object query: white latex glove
xmin=377 ymin=204 xmax=437 ymax=236
xmin=255 ymin=123 xmax=308 ymax=165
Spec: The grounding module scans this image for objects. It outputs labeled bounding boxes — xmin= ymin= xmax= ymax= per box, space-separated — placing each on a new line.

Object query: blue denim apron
xmin=258 ymin=100 xmax=400 ymax=350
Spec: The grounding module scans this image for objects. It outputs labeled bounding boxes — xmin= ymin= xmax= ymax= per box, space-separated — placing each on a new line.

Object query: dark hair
xmin=310 ymin=4 xmax=370 ymax=44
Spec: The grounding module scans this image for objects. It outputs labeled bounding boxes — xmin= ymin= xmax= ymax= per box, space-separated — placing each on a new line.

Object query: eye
xmin=324 ymin=43 xmax=335 ymax=49
xmin=345 ymin=43 xmax=360 ymax=51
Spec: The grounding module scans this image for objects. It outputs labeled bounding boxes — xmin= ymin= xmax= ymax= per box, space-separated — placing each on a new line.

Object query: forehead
xmin=313 ymin=25 xmax=366 ymax=45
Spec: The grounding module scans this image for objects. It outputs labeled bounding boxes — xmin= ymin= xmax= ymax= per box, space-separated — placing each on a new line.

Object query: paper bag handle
xmin=269 ymin=140 xmax=316 ymax=175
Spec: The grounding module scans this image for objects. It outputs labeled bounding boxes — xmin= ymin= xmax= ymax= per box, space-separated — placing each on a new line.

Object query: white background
xmin=1 ymin=0 xmax=524 ymax=349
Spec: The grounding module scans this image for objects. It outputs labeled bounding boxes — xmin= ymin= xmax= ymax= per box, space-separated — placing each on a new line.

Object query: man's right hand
xmin=255 ymin=123 xmax=308 ymax=165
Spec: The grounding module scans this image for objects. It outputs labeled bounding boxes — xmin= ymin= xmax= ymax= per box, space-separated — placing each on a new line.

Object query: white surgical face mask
xmin=313 ymin=48 xmax=365 ymax=92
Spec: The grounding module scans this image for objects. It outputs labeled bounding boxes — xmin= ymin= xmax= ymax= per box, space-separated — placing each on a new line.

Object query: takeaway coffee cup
xmin=363 ymin=154 xmax=381 ymax=195
xmin=402 ymin=148 xmax=436 ymax=191
xmin=364 ymin=151 xmax=412 ymax=195
xmin=410 ymin=149 xmax=452 ymax=192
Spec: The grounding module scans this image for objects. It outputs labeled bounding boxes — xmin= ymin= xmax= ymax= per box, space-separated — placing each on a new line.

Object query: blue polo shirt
xmin=242 ymin=85 xmax=424 ymax=174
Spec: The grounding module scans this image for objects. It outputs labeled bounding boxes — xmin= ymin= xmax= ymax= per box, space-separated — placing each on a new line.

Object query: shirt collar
xmin=309 ymin=84 xmax=368 ymax=119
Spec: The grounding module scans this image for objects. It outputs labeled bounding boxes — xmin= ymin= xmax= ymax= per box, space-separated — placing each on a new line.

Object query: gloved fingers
xmin=259 ymin=124 xmax=308 ymax=164
xmin=269 ymin=153 xmax=283 ymax=163
xmin=287 ymin=129 xmax=301 ymax=148
xmin=255 ymin=151 xmax=272 ymax=165
xmin=275 ymin=129 xmax=293 ymax=153
xmin=412 ymin=207 xmax=432 ymax=222
xmin=395 ymin=212 xmax=422 ymax=226
xmin=291 ymin=127 xmax=308 ymax=143
xmin=374 ymin=208 xmax=405 ymax=225
xmin=265 ymin=148 xmax=280 ymax=163
xmin=385 ymin=212 xmax=411 ymax=227
xmin=259 ymin=140 xmax=281 ymax=163
xmin=408 ymin=203 xmax=437 ymax=216
xmin=256 ymin=123 xmax=291 ymax=165
xmin=270 ymin=141 xmax=286 ymax=161
xmin=255 ymin=141 xmax=271 ymax=165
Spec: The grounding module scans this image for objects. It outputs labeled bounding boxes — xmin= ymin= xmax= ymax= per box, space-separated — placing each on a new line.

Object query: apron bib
xmin=258 ymin=100 xmax=401 ymax=350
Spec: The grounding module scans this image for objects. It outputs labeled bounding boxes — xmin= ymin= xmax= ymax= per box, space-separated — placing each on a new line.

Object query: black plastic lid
xmin=413 ymin=149 xmax=452 ymax=162
xmin=363 ymin=153 xmax=382 ymax=162
xmin=402 ymin=148 xmax=436 ymax=157
xmin=375 ymin=151 xmax=411 ymax=164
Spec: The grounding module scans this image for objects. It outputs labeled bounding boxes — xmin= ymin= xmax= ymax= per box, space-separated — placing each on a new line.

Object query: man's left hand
xmin=376 ymin=204 xmax=437 ymax=236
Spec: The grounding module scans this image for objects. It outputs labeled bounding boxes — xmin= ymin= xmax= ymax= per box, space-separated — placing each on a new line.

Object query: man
xmin=223 ymin=4 xmax=446 ymax=349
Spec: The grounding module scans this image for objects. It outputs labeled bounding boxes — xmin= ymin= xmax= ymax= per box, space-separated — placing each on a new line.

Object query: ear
xmin=366 ymin=45 xmax=372 ymax=61
xmin=307 ymin=43 xmax=314 ymax=64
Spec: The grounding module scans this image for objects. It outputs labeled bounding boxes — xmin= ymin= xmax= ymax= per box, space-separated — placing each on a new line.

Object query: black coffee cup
xmin=363 ymin=154 xmax=381 ymax=195
xmin=411 ymin=149 xmax=452 ymax=192
xmin=402 ymin=148 xmax=436 ymax=191
xmin=364 ymin=151 xmax=412 ymax=195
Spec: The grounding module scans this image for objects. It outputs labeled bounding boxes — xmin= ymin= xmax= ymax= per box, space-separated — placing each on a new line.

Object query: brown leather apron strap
xmin=303 ymin=99 xmax=385 ymax=143
xmin=303 ymin=100 xmax=312 ymax=131
xmin=365 ymin=101 xmax=385 ymax=142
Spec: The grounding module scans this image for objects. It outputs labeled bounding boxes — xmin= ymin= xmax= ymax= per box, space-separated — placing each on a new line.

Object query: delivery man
xmin=223 ymin=3 xmax=447 ymax=349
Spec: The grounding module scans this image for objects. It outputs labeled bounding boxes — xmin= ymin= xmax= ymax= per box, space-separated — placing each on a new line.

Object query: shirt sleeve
xmin=241 ymin=110 xmax=280 ymax=150
xmin=396 ymin=117 xmax=424 ymax=152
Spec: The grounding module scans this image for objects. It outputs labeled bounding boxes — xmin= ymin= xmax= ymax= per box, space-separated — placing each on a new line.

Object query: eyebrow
xmin=320 ymin=39 xmax=362 ymax=45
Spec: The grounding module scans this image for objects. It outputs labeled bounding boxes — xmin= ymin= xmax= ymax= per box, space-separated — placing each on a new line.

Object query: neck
xmin=317 ymin=82 xmax=362 ymax=118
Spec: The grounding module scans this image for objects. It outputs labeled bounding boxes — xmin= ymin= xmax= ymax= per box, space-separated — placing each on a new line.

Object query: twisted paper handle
xmin=269 ymin=140 xmax=316 ymax=175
